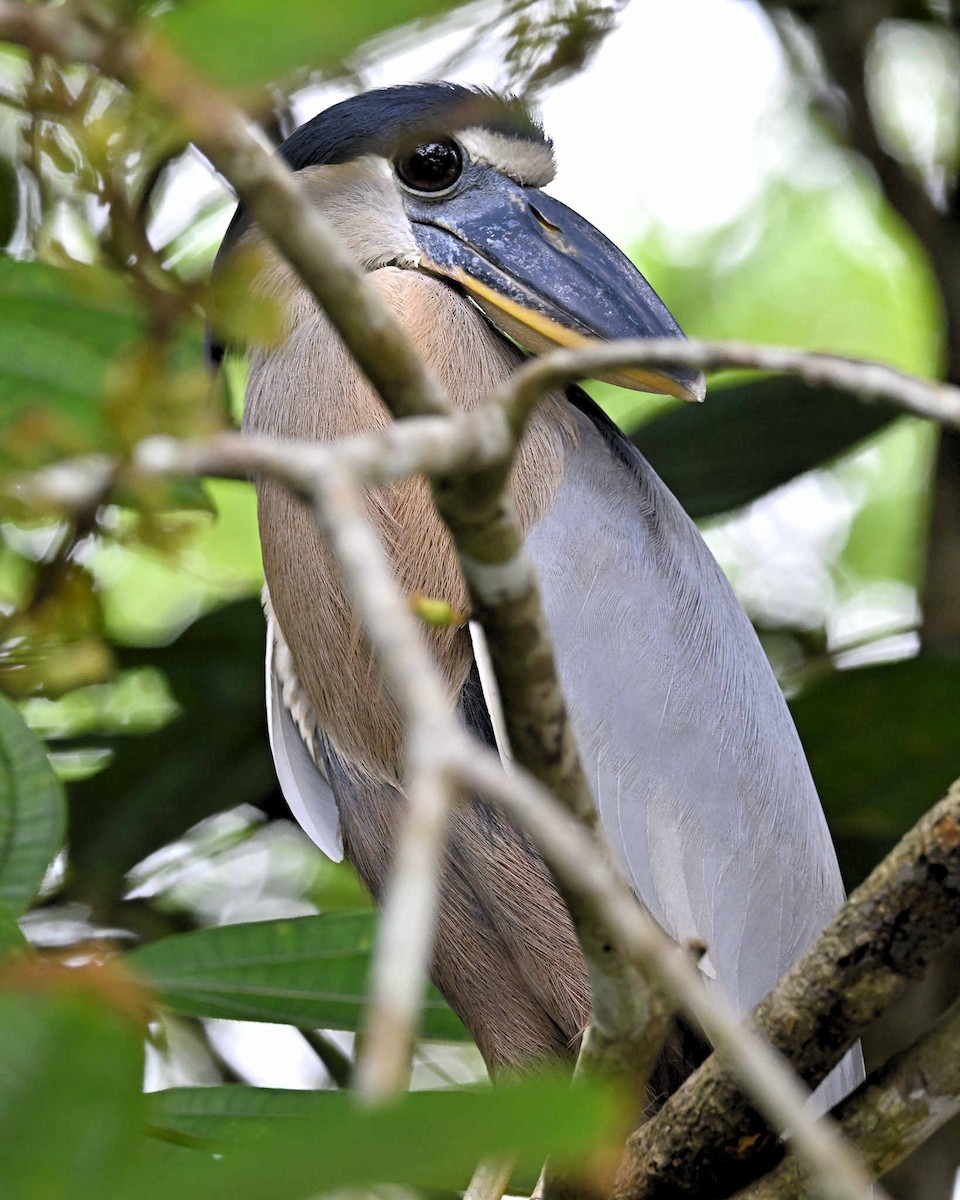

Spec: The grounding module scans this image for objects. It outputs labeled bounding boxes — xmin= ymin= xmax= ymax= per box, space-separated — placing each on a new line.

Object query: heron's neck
xmin=243 ymin=267 xmax=574 ymax=778
xmin=245 ymin=265 xmax=574 ymax=476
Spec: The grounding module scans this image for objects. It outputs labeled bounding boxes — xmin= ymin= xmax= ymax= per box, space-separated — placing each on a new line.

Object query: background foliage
xmin=0 ymin=1 xmax=958 ymax=1197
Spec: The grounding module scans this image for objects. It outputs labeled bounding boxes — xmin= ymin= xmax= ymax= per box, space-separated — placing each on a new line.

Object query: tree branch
xmin=301 ymin=458 xmax=461 ymax=1102
xmin=451 ymin=751 xmax=877 ymax=1200
xmin=495 ymin=339 xmax=960 ymax=429
xmin=615 ymin=780 xmax=960 ymax=1200
xmin=737 ymin=991 xmax=960 ymax=1199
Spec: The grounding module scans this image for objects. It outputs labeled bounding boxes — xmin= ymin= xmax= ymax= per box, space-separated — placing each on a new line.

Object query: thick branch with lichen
xmin=614 ymin=781 xmax=960 ymax=1200
xmin=737 ymin=991 xmax=960 ymax=1200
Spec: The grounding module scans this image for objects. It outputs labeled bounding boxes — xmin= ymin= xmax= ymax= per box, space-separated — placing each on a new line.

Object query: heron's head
xmin=220 ymin=82 xmax=704 ymax=402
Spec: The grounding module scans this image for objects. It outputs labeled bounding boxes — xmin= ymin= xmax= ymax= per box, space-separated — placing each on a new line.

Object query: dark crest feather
xmin=279 ymin=82 xmax=547 ymax=171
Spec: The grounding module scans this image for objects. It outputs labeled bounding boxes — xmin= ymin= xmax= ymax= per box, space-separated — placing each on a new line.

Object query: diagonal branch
xmin=302 ymin=459 xmax=461 ymax=1102
xmin=450 ymin=753 xmax=877 ymax=1200
xmin=494 ymin=339 xmax=960 ymax=429
xmin=736 ymin=990 xmax=960 ymax=1200
xmin=615 ymin=779 xmax=960 ymax=1200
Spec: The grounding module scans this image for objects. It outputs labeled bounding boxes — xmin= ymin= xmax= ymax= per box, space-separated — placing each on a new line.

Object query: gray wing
xmin=265 ymin=610 xmax=344 ymax=862
xmin=524 ymin=390 xmax=862 ymax=1105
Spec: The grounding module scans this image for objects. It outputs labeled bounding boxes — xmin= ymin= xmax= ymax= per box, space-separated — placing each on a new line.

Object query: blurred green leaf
xmin=793 ymin=653 xmax=960 ymax=861
xmin=160 ymin=0 xmax=468 ymax=88
xmin=0 ymin=259 xmax=204 ymax=468
xmin=633 ymin=376 xmax=899 ymax=519
xmin=128 ymin=910 xmax=468 ymax=1041
xmin=66 ymin=598 xmax=275 ymax=908
xmin=140 ymin=1075 xmax=618 ymax=1199
xmin=148 ymin=1082 xmax=340 ymax=1138
xmin=634 ymin=176 xmax=941 ymax=377
xmin=0 ymin=260 xmax=141 ymax=449
xmin=0 ymin=983 xmax=146 ymax=1200
xmin=0 ymin=694 xmax=65 ymax=914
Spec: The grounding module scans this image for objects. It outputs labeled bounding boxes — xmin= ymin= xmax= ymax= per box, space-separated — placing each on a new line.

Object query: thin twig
xmin=302 ymin=460 xmax=460 ymax=1103
xmin=494 ymin=339 xmax=960 ymax=429
xmin=300 ymin=1029 xmax=353 ymax=1089
xmin=463 ymin=1156 xmax=517 ymax=1200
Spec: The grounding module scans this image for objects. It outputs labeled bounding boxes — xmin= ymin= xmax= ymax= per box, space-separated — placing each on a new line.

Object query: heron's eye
xmin=394 ymin=140 xmax=463 ymax=194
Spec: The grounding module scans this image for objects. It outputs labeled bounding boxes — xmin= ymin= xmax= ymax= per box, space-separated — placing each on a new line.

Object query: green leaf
xmin=0 ymin=258 xmax=204 ymax=467
xmin=0 ymin=695 xmax=66 ymax=914
xmin=149 ymin=1083 xmax=340 ymax=1139
xmin=0 ymin=983 xmax=146 ymax=1200
xmin=140 ymin=1076 xmax=619 ymax=1199
xmin=0 ymin=261 xmax=140 ymax=442
xmin=128 ymin=910 xmax=468 ymax=1041
xmin=632 ymin=375 xmax=898 ymax=519
xmin=792 ymin=654 xmax=960 ymax=882
xmin=160 ymin=0 xmax=468 ymax=88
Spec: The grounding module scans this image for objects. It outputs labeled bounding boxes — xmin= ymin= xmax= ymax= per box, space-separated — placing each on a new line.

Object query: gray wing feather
xmin=265 ymin=614 xmax=344 ymax=862
xmin=524 ymin=398 xmax=863 ymax=1106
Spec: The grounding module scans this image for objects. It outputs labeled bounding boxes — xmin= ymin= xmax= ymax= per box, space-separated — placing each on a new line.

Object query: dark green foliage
xmin=0 ymin=986 xmax=147 ymax=1200
xmin=144 ymin=1077 xmax=619 ymax=1195
xmin=635 ymin=375 xmax=899 ymax=518
xmin=793 ymin=654 xmax=960 ymax=886
xmin=65 ymin=600 xmax=277 ymax=911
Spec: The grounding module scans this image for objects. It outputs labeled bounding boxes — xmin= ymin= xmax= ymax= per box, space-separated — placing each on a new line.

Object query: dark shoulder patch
xmin=458 ymin=656 xmax=498 ymax=751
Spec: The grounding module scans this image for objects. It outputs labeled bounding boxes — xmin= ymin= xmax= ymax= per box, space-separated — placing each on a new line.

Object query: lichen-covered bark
xmin=615 ymin=780 xmax=960 ymax=1200
xmin=738 ymin=992 xmax=960 ymax=1199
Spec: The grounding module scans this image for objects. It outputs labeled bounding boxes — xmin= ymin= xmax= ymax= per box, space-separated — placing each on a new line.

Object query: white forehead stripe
xmin=457 ymin=127 xmax=556 ymax=187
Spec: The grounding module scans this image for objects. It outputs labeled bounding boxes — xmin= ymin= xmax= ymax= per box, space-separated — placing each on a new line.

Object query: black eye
xmin=394 ymin=140 xmax=463 ymax=194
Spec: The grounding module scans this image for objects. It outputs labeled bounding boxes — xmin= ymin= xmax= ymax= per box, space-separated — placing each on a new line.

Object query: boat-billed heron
xmin=214 ymin=83 xmax=862 ymax=1106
